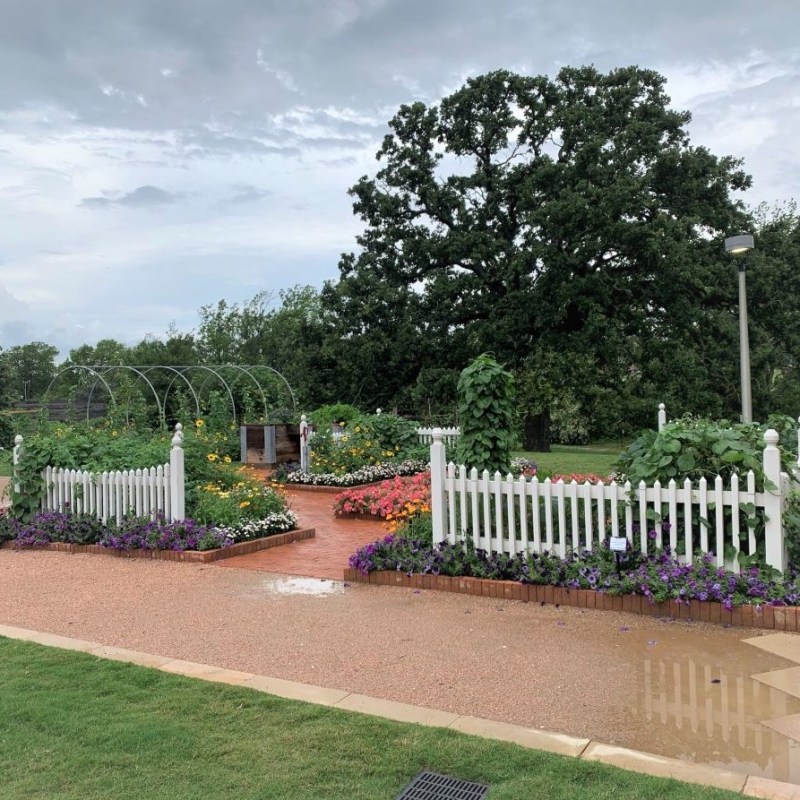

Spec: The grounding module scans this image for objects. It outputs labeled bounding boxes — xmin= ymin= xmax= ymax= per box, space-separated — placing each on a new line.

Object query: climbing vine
xmin=455 ymin=354 xmax=515 ymax=474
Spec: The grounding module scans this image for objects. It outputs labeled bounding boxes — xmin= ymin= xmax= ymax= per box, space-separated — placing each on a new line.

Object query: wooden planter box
xmin=240 ymin=424 xmax=300 ymax=466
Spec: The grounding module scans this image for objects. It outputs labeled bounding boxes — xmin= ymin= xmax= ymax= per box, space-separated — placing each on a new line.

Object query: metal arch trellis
xmin=138 ymin=366 xmax=202 ymax=417
xmin=46 ymin=364 xmax=297 ymax=426
xmin=85 ymin=366 xmax=166 ymax=427
xmin=160 ymin=365 xmax=239 ymax=423
xmin=44 ymin=366 xmax=119 ymax=422
xmin=194 ymin=365 xmax=268 ymax=419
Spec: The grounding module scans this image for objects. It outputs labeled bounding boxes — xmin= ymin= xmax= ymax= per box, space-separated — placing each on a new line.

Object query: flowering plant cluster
xmin=285 ymin=460 xmax=428 ymax=487
xmin=192 ymin=469 xmax=290 ymax=527
xmin=307 ymin=425 xmax=389 ymax=475
xmin=101 ymin=516 xmax=230 ymax=552
xmin=349 ymin=534 xmax=800 ymax=609
xmin=549 ymin=472 xmax=612 ymax=484
xmin=214 ymin=511 xmax=298 ymax=543
xmin=8 ymin=511 xmax=230 ymax=552
xmin=508 ymin=458 xmax=611 ymax=485
xmin=333 ymin=473 xmax=430 ymax=531
xmin=510 ymin=457 xmax=538 ymax=477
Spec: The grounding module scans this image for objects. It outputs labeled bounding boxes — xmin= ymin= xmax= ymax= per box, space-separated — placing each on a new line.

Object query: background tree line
xmin=2 ymin=66 xmax=799 ymax=447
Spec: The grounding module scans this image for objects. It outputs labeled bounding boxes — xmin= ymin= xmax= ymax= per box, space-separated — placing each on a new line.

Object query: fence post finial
xmin=657 ymin=403 xmax=667 ymax=432
xmin=762 ymin=428 xmax=786 ymax=573
xmin=429 ymin=428 xmax=447 ymax=545
xmin=169 ymin=423 xmax=185 ymax=521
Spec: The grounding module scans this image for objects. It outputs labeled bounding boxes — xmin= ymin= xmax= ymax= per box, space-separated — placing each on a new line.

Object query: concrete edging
xmin=0 ymin=622 xmax=797 ymax=798
xmin=342 ymin=569 xmax=800 ymax=633
xmin=0 ymin=527 xmax=315 ymax=563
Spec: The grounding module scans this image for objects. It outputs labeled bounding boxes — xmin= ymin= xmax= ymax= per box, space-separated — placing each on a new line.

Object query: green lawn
xmin=515 ymin=442 xmax=625 ymax=478
xmin=0 ymin=637 xmax=740 ymax=800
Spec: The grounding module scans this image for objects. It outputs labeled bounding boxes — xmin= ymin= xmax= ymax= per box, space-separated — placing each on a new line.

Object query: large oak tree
xmin=331 ymin=66 xmax=752 ymax=435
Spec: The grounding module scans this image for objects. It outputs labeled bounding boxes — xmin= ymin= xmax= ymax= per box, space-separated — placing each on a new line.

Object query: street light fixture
xmin=724 ymin=234 xmax=755 ymax=423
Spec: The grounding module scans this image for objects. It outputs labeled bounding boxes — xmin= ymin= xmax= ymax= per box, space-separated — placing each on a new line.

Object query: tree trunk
xmin=523 ymin=412 xmax=551 ymax=452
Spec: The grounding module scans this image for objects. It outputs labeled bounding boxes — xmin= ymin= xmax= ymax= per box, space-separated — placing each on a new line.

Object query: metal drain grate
xmin=395 ymin=771 xmax=490 ymax=800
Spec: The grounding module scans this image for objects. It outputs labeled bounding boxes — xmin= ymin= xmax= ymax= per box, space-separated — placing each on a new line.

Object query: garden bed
xmin=342 ymin=568 xmax=800 ymax=631
xmin=1 ymin=527 xmax=315 ymax=563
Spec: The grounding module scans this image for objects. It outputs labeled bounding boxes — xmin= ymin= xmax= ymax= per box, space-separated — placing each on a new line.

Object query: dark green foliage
xmin=456 ymin=354 xmax=515 ymax=473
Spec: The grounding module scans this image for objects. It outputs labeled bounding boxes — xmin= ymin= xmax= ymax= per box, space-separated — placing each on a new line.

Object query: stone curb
xmin=1 ymin=622 xmax=798 ymax=797
xmin=342 ymin=569 xmax=800 ymax=633
xmin=0 ymin=527 xmax=315 ymax=563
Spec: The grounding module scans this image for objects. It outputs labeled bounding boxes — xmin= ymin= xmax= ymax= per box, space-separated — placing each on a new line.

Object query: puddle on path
xmin=260 ymin=577 xmax=344 ymax=597
xmin=619 ymin=626 xmax=800 ymax=784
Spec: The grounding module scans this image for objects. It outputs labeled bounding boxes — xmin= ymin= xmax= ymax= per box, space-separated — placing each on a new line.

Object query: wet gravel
xmin=1 ymin=549 xmax=798 ymax=778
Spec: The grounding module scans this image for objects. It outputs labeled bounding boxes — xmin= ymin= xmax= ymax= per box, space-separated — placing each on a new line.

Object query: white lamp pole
xmin=724 ymin=234 xmax=755 ymax=423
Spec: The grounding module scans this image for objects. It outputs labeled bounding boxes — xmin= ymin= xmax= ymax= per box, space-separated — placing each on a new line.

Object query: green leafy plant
xmin=784 ymin=491 xmax=800 ymax=571
xmin=455 ymin=354 xmax=515 ymax=473
xmin=615 ymin=415 xmax=795 ymax=490
xmin=363 ymin=413 xmax=425 ymax=459
xmin=308 ymin=403 xmax=361 ymax=428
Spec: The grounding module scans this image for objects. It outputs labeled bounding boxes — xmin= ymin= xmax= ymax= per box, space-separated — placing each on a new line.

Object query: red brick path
xmin=215 ymin=490 xmax=385 ymax=580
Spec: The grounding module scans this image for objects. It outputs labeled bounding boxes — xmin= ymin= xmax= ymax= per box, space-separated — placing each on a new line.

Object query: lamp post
xmin=724 ymin=234 xmax=755 ymax=423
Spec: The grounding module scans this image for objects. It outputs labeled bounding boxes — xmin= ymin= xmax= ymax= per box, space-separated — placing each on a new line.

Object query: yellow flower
xmin=223 ymin=455 xmax=232 ymax=464
xmin=239 ymin=501 xmax=250 ymax=508
xmin=207 ymin=453 xmax=218 ymax=462
xmin=195 ymin=419 xmax=204 ymax=428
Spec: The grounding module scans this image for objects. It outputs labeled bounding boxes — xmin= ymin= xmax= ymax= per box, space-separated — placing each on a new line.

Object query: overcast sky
xmin=1 ymin=0 xmax=798 ymax=356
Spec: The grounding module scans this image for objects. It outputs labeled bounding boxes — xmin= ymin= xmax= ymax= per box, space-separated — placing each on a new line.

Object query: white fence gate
xmin=427 ymin=428 xmax=789 ymax=573
xmin=12 ymin=424 xmax=186 ymax=523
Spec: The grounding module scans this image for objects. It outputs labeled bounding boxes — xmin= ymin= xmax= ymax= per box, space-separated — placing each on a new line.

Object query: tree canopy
xmin=330 ymin=65 xmax=753 ymax=433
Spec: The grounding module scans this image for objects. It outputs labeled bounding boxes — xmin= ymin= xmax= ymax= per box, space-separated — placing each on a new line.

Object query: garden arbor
xmin=43 ymin=364 xmax=297 ymax=427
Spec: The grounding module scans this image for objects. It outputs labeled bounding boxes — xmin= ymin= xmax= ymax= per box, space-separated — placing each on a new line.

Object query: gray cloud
xmin=228 ymin=184 xmax=272 ymax=204
xmin=0 ymin=0 xmax=799 ymax=353
xmin=80 ymin=185 xmax=186 ymax=208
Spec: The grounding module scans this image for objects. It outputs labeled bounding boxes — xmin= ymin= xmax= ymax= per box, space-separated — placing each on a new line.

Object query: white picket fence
xmin=13 ymin=424 xmax=186 ymax=523
xmin=428 ymin=428 xmax=789 ymax=573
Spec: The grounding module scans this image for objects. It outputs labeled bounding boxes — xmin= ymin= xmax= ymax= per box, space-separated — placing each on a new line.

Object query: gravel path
xmin=2 ymin=548 xmax=799 ymax=781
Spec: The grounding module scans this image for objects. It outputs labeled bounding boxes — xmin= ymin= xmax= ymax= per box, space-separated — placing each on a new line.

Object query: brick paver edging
xmin=285 ymin=483 xmax=375 ymax=494
xmin=342 ymin=569 xmax=800 ymax=632
xmin=1 ymin=528 xmax=315 ymax=564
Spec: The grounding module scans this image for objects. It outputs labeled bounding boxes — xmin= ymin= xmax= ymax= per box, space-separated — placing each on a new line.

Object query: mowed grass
xmin=0 ymin=638 xmax=741 ymax=800
xmin=515 ymin=441 xmax=625 ymax=478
